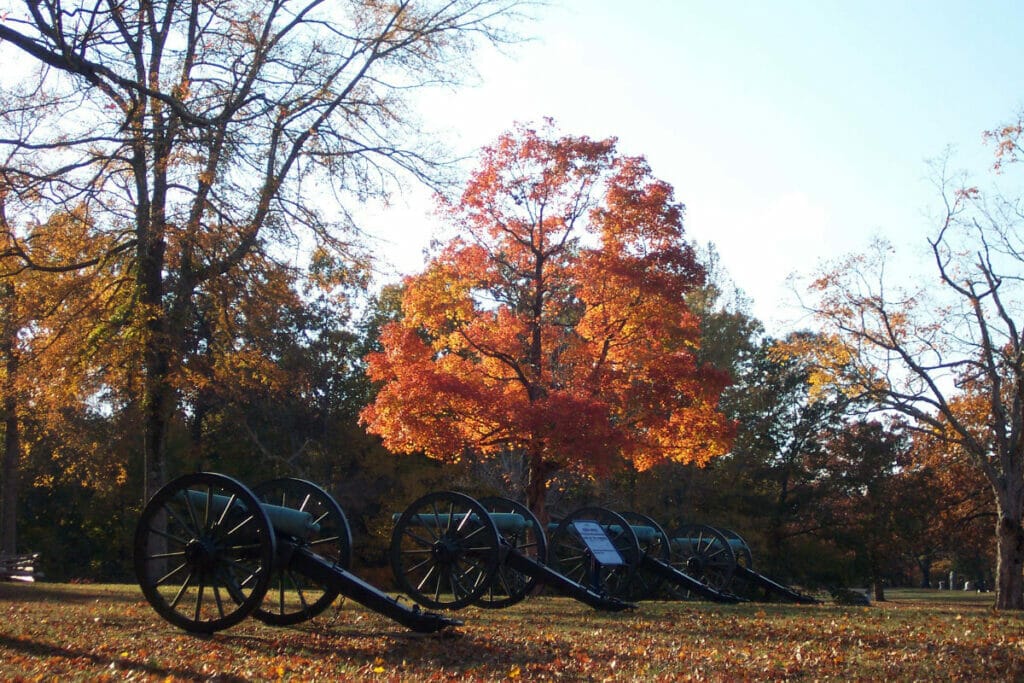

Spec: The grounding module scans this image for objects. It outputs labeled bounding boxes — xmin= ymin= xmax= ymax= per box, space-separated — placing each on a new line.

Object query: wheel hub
xmin=185 ymin=537 xmax=220 ymax=572
xmin=432 ymin=535 xmax=462 ymax=564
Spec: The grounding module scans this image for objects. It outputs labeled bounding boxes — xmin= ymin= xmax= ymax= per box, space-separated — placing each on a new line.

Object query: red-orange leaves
xmin=360 ymin=121 xmax=734 ymax=512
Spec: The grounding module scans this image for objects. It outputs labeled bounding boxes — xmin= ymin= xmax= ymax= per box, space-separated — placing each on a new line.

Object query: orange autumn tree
xmin=361 ymin=122 xmax=734 ymax=519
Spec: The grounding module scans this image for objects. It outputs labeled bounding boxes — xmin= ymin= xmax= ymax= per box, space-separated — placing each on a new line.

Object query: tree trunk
xmin=917 ymin=556 xmax=932 ymax=589
xmin=137 ymin=205 xmax=171 ymax=503
xmin=868 ymin=549 xmax=886 ymax=601
xmin=143 ymin=385 xmax=169 ymax=502
xmin=1 ymin=298 xmax=18 ymax=556
xmin=1 ymin=376 xmax=17 ymax=555
xmin=141 ymin=304 xmax=173 ymax=503
xmin=995 ymin=511 xmax=1024 ymax=609
xmin=526 ymin=449 xmax=555 ymax=528
xmin=526 ymin=468 xmax=548 ymax=528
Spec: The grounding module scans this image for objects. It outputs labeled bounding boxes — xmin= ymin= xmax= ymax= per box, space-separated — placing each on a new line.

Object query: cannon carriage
xmin=550 ymin=509 xmax=820 ymax=605
xmin=548 ymin=510 xmax=741 ymax=604
xmin=708 ymin=527 xmax=819 ymax=604
xmin=134 ymin=473 xmax=459 ymax=634
xmin=592 ymin=512 xmax=818 ymax=604
xmin=660 ymin=523 xmax=817 ymax=604
xmin=388 ymin=491 xmax=636 ymax=613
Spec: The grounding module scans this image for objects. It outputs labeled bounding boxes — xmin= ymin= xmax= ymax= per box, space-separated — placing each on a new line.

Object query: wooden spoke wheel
xmin=475 ymin=496 xmax=548 ymax=609
xmin=549 ymin=507 xmax=640 ymax=599
xmin=390 ymin=491 xmax=501 ymax=610
xmin=719 ymin=528 xmax=754 ymax=570
xmin=133 ymin=472 xmax=275 ymax=634
xmin=619 ymin=511 xmax=671 ymax=601
xmin=669 ymin=524 xmax=736 ymax=598
xmin=251 ymin=478 xmax=353 ymax=626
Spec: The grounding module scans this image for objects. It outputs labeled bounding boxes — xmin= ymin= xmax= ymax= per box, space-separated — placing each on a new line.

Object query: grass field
xmin=0 ymin=582 xmax=1021 ymax=681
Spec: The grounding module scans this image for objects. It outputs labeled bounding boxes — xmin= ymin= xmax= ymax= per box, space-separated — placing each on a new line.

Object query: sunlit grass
xmin=0 ymin=583 xmax=1020 ymax=680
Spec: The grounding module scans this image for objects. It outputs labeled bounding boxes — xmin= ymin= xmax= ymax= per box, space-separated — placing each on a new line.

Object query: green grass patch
xmin=0 ymin=582 xmax=1021 ymax=680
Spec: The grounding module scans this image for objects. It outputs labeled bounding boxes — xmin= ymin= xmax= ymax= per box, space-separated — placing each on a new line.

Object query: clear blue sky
xmin=369 ymin=0 xmax=1024 ymax=334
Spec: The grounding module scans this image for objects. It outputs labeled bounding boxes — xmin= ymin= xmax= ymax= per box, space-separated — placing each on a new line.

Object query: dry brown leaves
xmin=1 ymin=584 xmax=1022 ymax=681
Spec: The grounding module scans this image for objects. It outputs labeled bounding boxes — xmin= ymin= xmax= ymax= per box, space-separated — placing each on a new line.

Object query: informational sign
xmin=572 ymin=520 xmax=624 ymax=566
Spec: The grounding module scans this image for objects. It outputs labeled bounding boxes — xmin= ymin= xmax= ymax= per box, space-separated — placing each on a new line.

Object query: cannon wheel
xmin=475 ymin=496 xmax=547 ymax=609
xmin=549 ymin=507 xmax=640 ymax=599
xmin=251 ymin=478 xmax=353 ymax=626
xmin=620 ymin=511 xmax=671 ymax=601
xmin=390 ymin=491 xmax=502 ymax=610
xmin=719 ymin=528 xmax=754 ymax=570
xmin=669 ymin=523 xmax=736 ymax=598
xmin=134 ymin=472 xmax=275 ymax=634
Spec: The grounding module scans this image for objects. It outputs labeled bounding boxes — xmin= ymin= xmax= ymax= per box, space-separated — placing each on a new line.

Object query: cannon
xmin=713 ymin=528 xmax=820 ymax=604
xmin=648 ymin=521 xmax=818 ymax=604
xmin=388 ymin=492 xmax=636 ymax=612
xmin=546 ymin=505 xmax=645 ymax=604
xmin=575 ymin=511 xmax=740 ymax=604
xmin=666 ymin=524 xmax=741 ymax=600
xmin=134 ymin=472 xmax=459 ymax=634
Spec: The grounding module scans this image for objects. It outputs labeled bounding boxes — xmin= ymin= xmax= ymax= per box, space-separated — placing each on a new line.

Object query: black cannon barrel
xmin=288 ymin=544 xmax=460 ymax=633
xmin=502 ymin=547 xmax=635 ymax=611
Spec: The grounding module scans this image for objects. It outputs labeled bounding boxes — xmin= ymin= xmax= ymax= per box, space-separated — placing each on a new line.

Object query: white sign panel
xmin=572 ymin=520 xmax=624 ymax=566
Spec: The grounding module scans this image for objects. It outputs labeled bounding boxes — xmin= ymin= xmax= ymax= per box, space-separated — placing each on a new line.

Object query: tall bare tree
xmin=0 ymin=0 xmax=524 ymax=500
xmin=798 ymin=145 xmax=1024 ymax=608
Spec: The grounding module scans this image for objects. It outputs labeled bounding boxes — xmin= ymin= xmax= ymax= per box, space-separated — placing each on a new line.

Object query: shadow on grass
xmin=0 ymin=579 xmax=578 ymax=676
xmin=0 ymin=633 xmax=246 ymax=682
xmin=0 ymin=582 xmax=142 ymax=605
xmin=159 ymin=603 xmax=580 ymax=677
